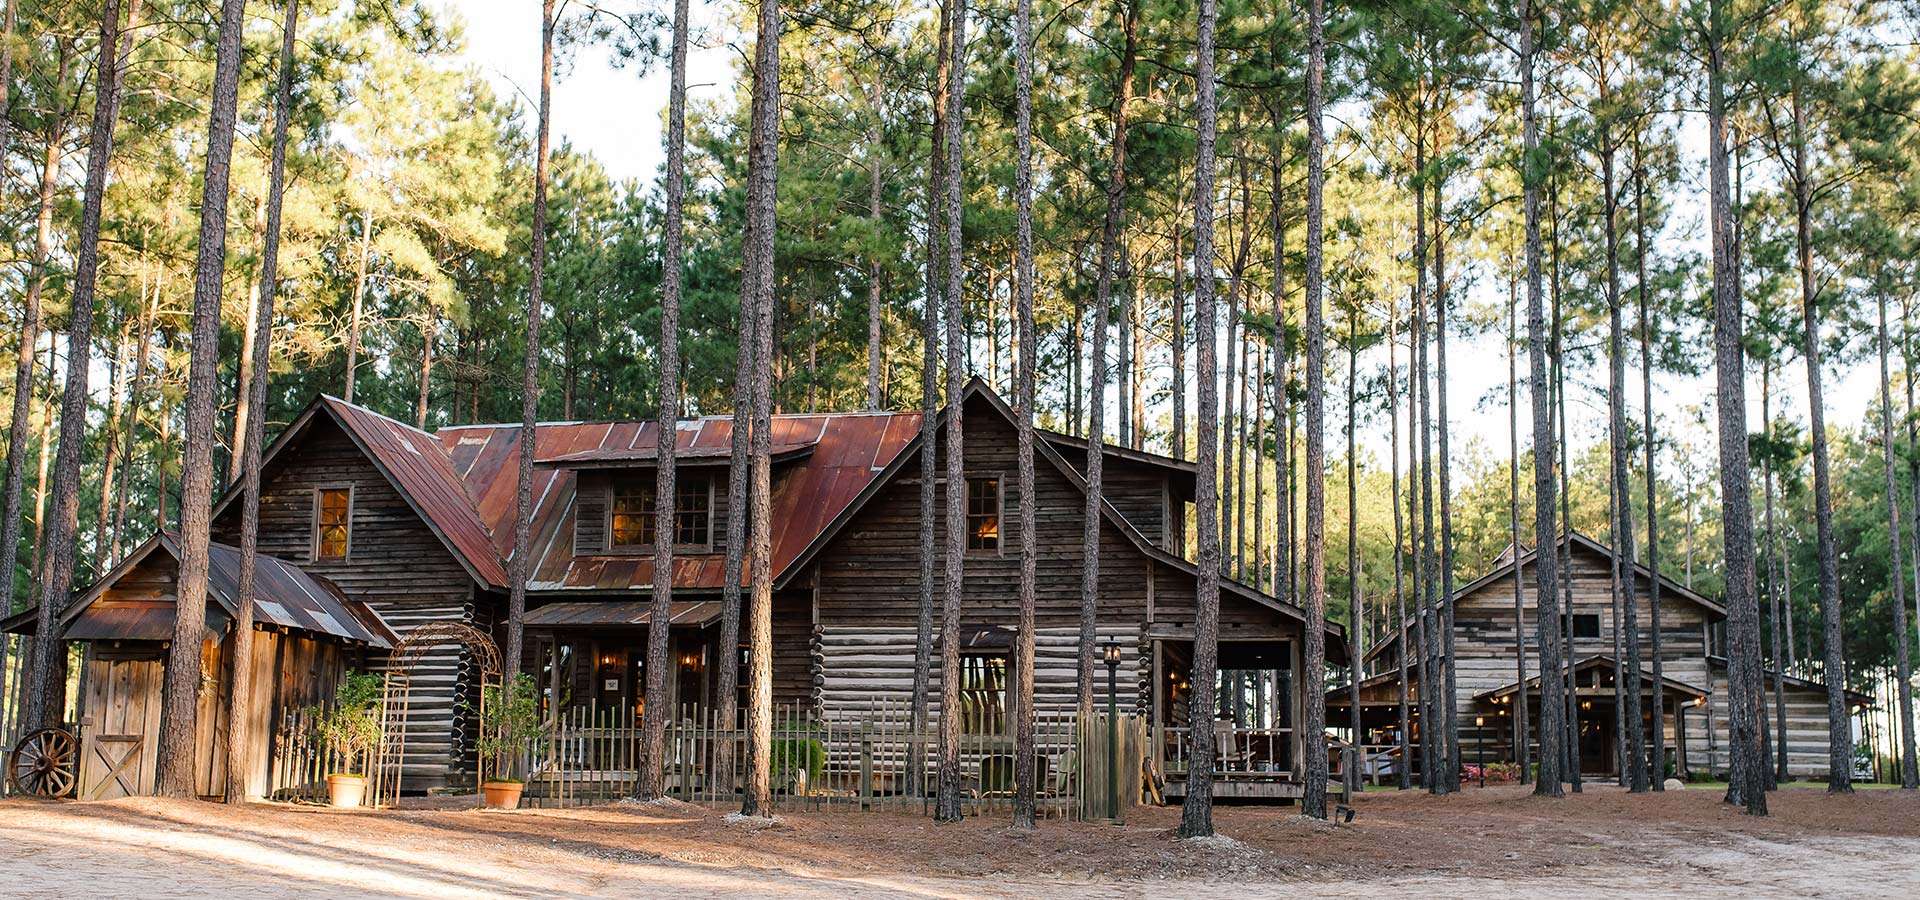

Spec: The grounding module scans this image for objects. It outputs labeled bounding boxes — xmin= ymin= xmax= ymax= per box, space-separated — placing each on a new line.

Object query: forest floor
xmin=2 ymin=783 xmax=1917 ymax=897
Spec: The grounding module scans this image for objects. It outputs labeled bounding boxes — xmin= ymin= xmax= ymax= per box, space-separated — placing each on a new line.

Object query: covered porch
xmin=1472 ymin=655 xmax=1708 ymax=779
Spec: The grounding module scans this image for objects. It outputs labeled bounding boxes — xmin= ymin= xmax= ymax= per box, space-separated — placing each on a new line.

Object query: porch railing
xmin=512 ymin=697 xmax=1098 ymax=819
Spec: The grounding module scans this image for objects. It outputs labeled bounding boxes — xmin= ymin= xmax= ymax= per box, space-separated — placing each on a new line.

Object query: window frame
xmin=310 ymin=483 xmax=354 ymax=562
xmin=963 ymin=473 xmax=1004 ymax=557
xmin=1572 ymin=612 xmax=1602 ymax=640
xmin=605 ymin=474 xmax=716 ymax=554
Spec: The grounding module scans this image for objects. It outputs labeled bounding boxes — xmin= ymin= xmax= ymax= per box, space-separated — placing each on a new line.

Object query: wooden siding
xmin=811 ymin=401 xmax=1284 ymax=717
xmin=813 ymin=404 xmax=1285 ymax=634
xmin=212 ymin=418 xmax=481 ymax=790
xmin=817 ymin=625 xmax=1145 ymax=717
xmin=1689 ymin=667 xmax=1848 ymax=779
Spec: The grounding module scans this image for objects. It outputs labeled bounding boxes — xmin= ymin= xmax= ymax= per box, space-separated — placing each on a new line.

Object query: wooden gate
xmin=79 ymin=653 xmax=164 ymax=800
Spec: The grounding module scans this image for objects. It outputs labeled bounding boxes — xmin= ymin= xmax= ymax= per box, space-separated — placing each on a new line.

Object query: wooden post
xmin=859 ymin=719 xmax=873 ymax=810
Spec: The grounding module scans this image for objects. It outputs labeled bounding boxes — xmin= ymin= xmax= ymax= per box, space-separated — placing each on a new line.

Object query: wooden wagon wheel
xmin=9 ymin=727 xmax=79 ymax=798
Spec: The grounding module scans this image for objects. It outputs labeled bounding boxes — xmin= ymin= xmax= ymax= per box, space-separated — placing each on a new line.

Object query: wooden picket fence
xmin=510 ymin=697 xmax=1110 ymax=819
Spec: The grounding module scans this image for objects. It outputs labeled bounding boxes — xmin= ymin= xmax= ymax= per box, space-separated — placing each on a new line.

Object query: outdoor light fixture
xmin=1103 ymin=638 xmax=1121 ymax=824
xmin=1474 ymin=716 xmax=1486 ymax=787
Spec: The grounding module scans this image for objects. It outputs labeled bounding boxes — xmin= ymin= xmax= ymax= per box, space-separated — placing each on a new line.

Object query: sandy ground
xmin=2 ymin=784 xmax=1918 ymax=898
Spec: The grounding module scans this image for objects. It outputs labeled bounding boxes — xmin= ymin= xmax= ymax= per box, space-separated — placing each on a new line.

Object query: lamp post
xmin=1103 ymin=639 xmax=1121 ymax=823
xmin=1475 ymin=715 xmax=1485 ymax=788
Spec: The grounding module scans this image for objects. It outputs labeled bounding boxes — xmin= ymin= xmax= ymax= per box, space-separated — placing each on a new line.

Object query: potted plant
xmin=313 ymin=671 xmax=385 ymax=808
xmin=477 ymin=674 xmax=545 ymax=809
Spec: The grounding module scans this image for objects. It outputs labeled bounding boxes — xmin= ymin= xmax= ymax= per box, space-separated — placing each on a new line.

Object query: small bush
xmin=313 ymin=671 xmax=385 ymax=777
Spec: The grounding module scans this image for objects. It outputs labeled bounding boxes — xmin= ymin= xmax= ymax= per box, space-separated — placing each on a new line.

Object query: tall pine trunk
xmin=1601 ymin=134 xmax=1646 ymax=792
xmin=1298 ymin=0 xmax=1329 ymax=820
xmin=1707 ymin=0 xmax=1766 ymax=815
xmin=1177 ymin=0 xmax=1222 ymax=837
xmin=1520 ymin=0 xmax=1565 ymax=796
xmin=1077 ymin=0 xmax=1136 ymax=722
xmin=1788 ymin=85 xmax=1850 ymax=794
xmin=2 ymin=41 xmax=71 ymax=651
xmin=739 ymin=0 xmax=782 ymax=819
xmin=28 ymin=0 xmax=135 ymax=730
xmin=1432 ymin=168 xmax=1459 ymax=789
xmin=638 ymin=0 xmax=689 ymax=801
xmin=1507 ymin=270 xmax=1530 ymax=783
xmin=908 ymin=0 xmax=952 ymax=801
xmin=1010 ymin=0 xmax=1037 ymax=828
xmin=228 ymin=0 xmax=301 ymax=804
xmin=865 ymin=82 xmax=886 ymax=411
xmin=1389 ymin=305 xmax=1411 ymax=790
xmin=1345 ymin=311 xmax=1361 ymax=799
xmin=505 ymin=0 xmax=556 ymax=681
xmin=1634 ymin=142 xmax=1665 ymax=789
xmin=933 ymin=0 xmax=968 ymax=825
xmin=158 ymin=0 xmax=242 ymax=797
xmin=344 ymin=207 xmax=372 ymax=402
xmin=1878 ymin=288 xmax=1918 ymax=788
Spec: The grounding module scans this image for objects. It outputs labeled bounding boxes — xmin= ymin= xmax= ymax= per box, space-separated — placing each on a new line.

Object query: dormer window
xmin=610 ymin=476 xmax=713 ymax=551
xmin=313 ymin=485 xmax=352 ymax=561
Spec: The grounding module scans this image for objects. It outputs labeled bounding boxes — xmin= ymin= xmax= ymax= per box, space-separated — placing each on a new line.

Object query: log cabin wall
xmin=212 ymin=417 xmax=482 ymax=790
xmin=1447 ymin=543 xmax=1714 ymax=757
xmin=809 ymin=400 xmax=1280 ymax=719
xmin=1693 ymin=667 xmax=1848 ymax=779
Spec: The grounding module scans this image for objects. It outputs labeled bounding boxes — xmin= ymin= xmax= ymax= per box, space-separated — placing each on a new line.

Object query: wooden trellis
xmin=377 ymin=622 xmax=502 ymax=806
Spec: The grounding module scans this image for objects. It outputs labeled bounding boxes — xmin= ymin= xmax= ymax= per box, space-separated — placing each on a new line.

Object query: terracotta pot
xmin=482 ymin=780 xmax=524 ymax=810
xmin=327 ymin=773 xmax=367 ymax=808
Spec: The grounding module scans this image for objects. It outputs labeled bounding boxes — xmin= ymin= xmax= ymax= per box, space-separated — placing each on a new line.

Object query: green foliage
xmin=313 ymin=671 xmax=385 ymax=777
xmin=478 ymin=674 xmax=547 ymax=782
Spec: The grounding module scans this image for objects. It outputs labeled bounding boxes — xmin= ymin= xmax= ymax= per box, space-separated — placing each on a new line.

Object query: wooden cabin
xmin=87 ymin=378 xmax=1340 ymax=799
xmin=1330 ymin=532 xmax=1870 ymax=781
xmin=3 ymin=533 xmax=395 ymax=799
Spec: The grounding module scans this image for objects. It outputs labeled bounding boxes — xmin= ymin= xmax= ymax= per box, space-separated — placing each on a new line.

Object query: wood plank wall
xmin=213 ymin=420 xmax=482 ymax=790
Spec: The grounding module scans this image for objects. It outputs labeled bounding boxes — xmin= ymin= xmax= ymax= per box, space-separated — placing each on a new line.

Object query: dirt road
xmin=1 ymin=785 xmax=1915 ymax=897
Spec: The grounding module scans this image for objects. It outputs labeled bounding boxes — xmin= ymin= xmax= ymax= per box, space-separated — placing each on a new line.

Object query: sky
xmin=445 ymin=0 xmax=734 ymax=185
xmin=441 ymin=0 xmax=1884 ymax=488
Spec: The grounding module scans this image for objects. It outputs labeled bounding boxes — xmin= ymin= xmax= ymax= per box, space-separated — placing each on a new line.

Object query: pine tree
xmin=638 ymin=0 xmax=689 ymax=801
xmin=1389 ymin=302 xmax=1411 ymax=790
xmin=1633 ymin=137 xmax=1665 ymax=790
xmin=1878 ymin=287 xmax=1919 ymax=789
xmin=1178 ymin=0 xmax=1223 ymax=838
xmin=1298 ymin=0 xmax=1330 ymax=821
xmin=504 ymin=0 xmax=557 ymax=681
xmin=228 ymin=0 xmax=301 ymax=804
xmin=1507 ymin=269 xmax=1530 ymax=783
xmin=1520 ymin=0 xmax=1565 ymax=797
xmin=2 ymin=39 xmax=73 ymax=686
xmin=27 ymin=0 xmax=135 ymax=731
xmin=1010 ymin=0 xmax=1037 ymax=829
xmin=1706 ymin=0 xmax=1766 ymax=815
xmin=933 ymin=0 xmax=969 ymax=825
xmin=1077 ymin=0 xmax=1136 ymax=723
xmin=159 ymin=0 xmax=244 ymax=797
xmin=739 ymin=0 xmax=782 ymax=819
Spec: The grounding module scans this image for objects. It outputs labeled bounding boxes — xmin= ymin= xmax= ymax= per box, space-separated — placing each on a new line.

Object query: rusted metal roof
xmin=536 ymin=441 xmax=815 ymax=467
xmin=26 ymin=534 xmax=396 ymax=647
xmin=321 ymin=398 xmax=514 ymax=587
xmin=524 ymin=600 xmax=723 ymax=628
xmin=439 ymin=411 xmax=922 ymax=592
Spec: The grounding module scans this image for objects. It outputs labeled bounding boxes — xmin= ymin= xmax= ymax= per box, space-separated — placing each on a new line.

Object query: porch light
xmin=1103 ymin=641 xmax=1122 ymax=667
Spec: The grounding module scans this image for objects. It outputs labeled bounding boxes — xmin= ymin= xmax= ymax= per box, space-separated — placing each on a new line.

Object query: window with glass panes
xmin=314 ymin=487 xmax=351 ymax=560
xmin=609 ymin=476 xmax=712 ymax=549
xmin=966 ymin=476 xmax=1000 ymax=553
